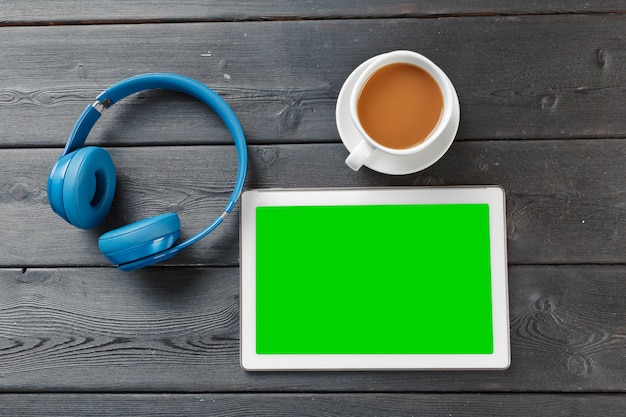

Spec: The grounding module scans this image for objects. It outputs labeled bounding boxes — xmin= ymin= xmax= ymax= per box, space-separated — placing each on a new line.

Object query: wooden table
xmin=1 ymin=2 xmax=624 ymax=415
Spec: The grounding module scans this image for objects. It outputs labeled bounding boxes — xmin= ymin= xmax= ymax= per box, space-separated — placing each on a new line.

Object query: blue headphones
xmin=47 ymin=73 xmax=248 ymax=271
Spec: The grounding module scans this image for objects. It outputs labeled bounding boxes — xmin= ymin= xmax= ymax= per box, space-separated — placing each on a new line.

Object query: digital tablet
xmin=240 ymin=187 xmax=510 ymax=370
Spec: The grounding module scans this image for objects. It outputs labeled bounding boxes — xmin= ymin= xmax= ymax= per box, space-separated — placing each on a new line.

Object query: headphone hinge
xmin=92 ymin=98 xmax=112 ymax=113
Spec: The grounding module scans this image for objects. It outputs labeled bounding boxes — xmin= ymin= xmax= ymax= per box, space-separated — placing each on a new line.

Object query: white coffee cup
xmin=341 ymin=50 xmax=460 ymax=174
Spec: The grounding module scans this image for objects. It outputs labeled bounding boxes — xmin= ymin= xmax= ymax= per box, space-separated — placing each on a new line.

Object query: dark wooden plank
xmin=2 ymin=16 xmax=626 ymax=146
xmin=0 ymin=265 xmax=623 ymax=392
xmin=3 ymin=1 xmax=625 ymax=24
xmin=1 ymin=140 xmax=623 ymax=267
xmin=0 ymin=393 xmax=624 ymax=417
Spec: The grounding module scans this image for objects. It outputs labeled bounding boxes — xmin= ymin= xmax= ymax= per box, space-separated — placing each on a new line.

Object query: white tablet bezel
xmin=240 ymin=186 xmax=509 ymax=371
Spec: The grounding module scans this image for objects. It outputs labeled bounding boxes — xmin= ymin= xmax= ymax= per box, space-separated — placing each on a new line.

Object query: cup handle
xmin=345 ymin=140 xmax=375 ymax=171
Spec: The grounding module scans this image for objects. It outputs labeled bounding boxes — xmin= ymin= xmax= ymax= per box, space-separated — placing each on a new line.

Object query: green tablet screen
xmin=255 ymin=204 xmax=493 ymax=355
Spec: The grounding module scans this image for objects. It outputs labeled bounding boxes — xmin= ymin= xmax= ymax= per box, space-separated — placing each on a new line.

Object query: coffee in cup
xmin=339 ymin=51 xmax=460 ymax=175
xmin=357 ymin=62 xmax=443 ymax=149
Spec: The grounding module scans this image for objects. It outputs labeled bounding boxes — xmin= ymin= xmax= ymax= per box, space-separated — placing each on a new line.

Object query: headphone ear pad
xmin=59 ymin=147 xmax=116 ymax=229
xmin=98 ymin=212 xmax=181 ymax=266
xmin=48 ymin=152 xmax=75 ymax=222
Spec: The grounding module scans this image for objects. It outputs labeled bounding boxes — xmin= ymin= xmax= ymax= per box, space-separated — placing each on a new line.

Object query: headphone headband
xmin=56 ymin=73 xmax=248 ymax=271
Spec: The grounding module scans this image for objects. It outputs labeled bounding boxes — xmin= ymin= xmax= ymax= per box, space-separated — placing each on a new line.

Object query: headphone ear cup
xmin=48 ymin=152 xmax=75 ymax=222
xmin=59 ymin=147 xmax=116 ymax=229
xmin=98 ymin=212 xmax=181 ymax=266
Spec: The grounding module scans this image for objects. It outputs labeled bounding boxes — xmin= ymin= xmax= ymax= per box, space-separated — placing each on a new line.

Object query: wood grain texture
xmin=0 ymin=266 xmax=623 ymax=392
xmin=1 ymin=140 xmax=623 ymax=267
xmin=0 ymin=393 xmax=624 ymax=417
xmin=2 ymin=1 xmax=625 ymax=24
xmin=1 ymin=4 xmax=625 ymax=414
xmin=2 ymin=16 xmax=626 ymax=146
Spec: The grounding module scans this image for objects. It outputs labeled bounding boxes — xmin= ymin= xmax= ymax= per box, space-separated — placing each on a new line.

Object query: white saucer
xmin=336 ymin=55 xmax=460 ymax=175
